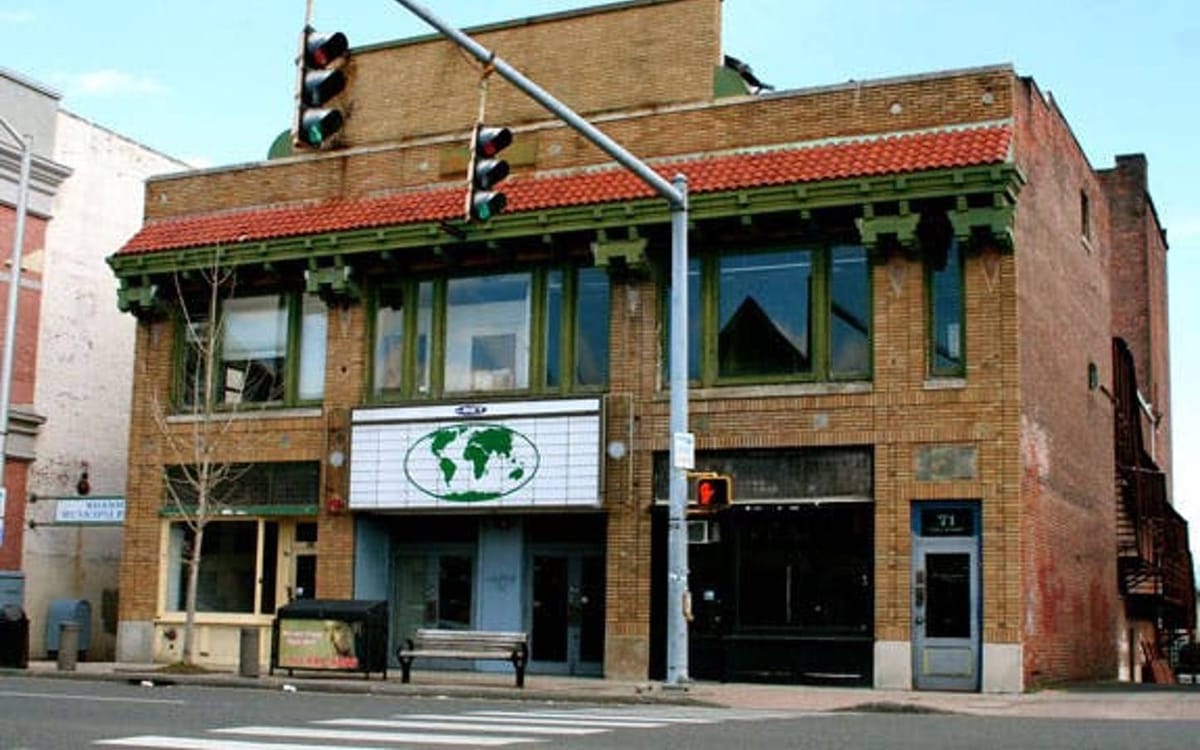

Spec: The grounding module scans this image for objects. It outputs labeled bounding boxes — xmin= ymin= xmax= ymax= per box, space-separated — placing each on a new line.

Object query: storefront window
xmin=734 ymin=504 xmax=873 ymax=632
xmin=393 ymin=552 xmax=474 ymax=641
xmin=167 ymin=521 xmax=268 ymax=613
xmin=667 ymin=244 xmax=870 ymax=385
xmin=718 ymin=250 xmax=812 ymax=379
xmin=929 ymin=238 xmax=964 ymax=376
xmin=445 ymin=273 xmax=532 ymax=393
xmin=298 ymin=294 xmax=327 ymax=400
xmin=545 ymin=270 xmax=564 ymax=388
xmin=829 ymin=245 xmax=870 ymax=377
xmin=575 ymin=266 xmax=610 ymax=387
xmin=371 ymin=267 xmax=607 ymax=399
xmin=222 ymin=295 xmax=287 ymax=404
xmin=373 ymin=285 xmax=406 ymax=398
xmin=178 ymin=291 xmax=327 ymax=408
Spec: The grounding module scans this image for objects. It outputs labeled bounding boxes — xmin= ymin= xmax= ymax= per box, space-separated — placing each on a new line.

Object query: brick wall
xmin=141 ymin=66 xmax=1015 ymax=222
xmin=1011 ymin=78 xmax=1120 ymax=684
xmin=0 ymin=207 xmax=46 ymax=569
xmin=342 ymin=0 xmax=721 ymax=148
xmin=1099 ymin=155 xmax=1172 ymax=480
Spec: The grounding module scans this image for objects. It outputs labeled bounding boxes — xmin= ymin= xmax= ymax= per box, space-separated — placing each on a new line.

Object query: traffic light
xmin=466 ymin=124 xmax=513 ymax=222
xmin=296 ymin=26 xmax=349 ymax=148
xmin=694 ymin=474 xmax=732 ymax=510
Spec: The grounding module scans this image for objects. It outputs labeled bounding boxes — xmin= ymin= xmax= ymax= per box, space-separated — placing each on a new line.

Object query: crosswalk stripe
xmin=97 ymin=737 xmax=382 ymax=750
xmin=213 ymin=725 xmax=540 ymax=746
xmin=406 ymin=712 xmax=669 ymax=728
xmin=319 ymin=717 xmax=604 ymax=735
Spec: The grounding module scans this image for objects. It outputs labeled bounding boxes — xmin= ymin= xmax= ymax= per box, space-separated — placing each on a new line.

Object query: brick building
xmin=109 ymin=0 xmax=1192 ymax=691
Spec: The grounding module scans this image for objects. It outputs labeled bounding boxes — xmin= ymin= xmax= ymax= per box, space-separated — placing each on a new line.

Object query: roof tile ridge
xmin=520 ymin=118 xmax=1014 ymax=183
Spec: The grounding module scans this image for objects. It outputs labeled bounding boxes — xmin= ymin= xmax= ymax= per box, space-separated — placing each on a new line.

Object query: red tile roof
xmin=118 ymin=124 xmax=1011 ymax=256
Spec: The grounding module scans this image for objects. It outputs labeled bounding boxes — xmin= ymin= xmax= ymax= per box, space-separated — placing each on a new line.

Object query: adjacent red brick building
xmin=109 ymin=0 xmax=1191 ymax=691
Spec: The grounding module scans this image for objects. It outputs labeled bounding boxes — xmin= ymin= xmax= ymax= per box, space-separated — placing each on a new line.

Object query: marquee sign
xmin=349 ymin=398 xmax=602 ymax=511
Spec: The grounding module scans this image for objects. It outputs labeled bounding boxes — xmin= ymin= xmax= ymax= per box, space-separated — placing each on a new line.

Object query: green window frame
xmin=928 ymin=238 xmax=965 ymax=377
xmin=175 ymin=291 xmax=327 ymax=410
xmin=666 ymin=244 xmax=872 ymax=386
xmin=369 ymin=264 xmax=610 ymax=400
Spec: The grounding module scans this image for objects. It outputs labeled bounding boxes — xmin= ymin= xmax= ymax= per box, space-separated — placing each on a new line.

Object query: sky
xmin=4 ymin=0 xmax=1200 ymax=560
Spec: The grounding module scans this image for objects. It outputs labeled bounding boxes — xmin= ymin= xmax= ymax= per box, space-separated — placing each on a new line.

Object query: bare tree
xmin=152 ymin=249 xmax=259 ymax=666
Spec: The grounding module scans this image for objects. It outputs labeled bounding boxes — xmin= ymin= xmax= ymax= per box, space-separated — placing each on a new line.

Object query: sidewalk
xmin=7 ymin=660 xmax=1200 ymax=721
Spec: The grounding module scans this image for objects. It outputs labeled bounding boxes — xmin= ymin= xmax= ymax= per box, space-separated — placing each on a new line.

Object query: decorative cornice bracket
xmin=305 ymin=264 xmax=361 ymax=306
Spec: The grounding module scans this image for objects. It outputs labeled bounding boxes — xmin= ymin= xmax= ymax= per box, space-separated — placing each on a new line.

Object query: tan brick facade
xmin=115 ymin=0 xmax=1179 ymax=689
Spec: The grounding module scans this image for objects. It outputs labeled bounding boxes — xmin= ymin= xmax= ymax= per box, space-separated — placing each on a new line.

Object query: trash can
xmin=0 ymin=604 xmax=29 ymax=668
xmin=271 ymin=599 xmax=388 ymax=679
xmin=45 ymin=599 xmax=91 ymax=660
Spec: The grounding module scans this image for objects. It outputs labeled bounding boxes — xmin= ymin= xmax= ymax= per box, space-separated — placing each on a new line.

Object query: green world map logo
xmin=404 ymin=423 xmax=540 ymax=502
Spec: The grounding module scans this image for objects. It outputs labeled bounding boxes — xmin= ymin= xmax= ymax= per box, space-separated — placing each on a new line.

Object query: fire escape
xmin=1113 ymin=338 xmax=1195 ymax=663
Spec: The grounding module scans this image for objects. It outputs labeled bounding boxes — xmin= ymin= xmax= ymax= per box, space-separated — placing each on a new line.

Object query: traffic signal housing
xmin=694 ymin=474 xmax=732 ymax=510
xmin=466 ymin=124 xmax=513 ymax=222
xmin=296 ymin=27 xmax=349 ymax=148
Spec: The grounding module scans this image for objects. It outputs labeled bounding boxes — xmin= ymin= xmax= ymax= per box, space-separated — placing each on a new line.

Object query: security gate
xmin=912 ymin=502 xmax=980 ymax=691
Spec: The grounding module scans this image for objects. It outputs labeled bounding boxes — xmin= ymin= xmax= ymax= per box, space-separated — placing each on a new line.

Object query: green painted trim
xmin=305 ymin=264 xmax=362 ymax=305
xmin=117 ymin=281 xmax=164 ymax=319
xmin=591 ymin=236 xmax=649 ymax=273
xmin=109 ymin=164 xmax=1024 ymax=281
xmin=713 ymin=65 xmax=750 ymax=98
xmin=159 ymin=504 xmax=318 ymax=518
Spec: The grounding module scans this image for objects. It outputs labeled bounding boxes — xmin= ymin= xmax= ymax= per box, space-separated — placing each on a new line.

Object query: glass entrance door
xmin=912 ymin=503 xmax=981 ymax=691
xmin=530 ymin=549 xmax=605 ymax=676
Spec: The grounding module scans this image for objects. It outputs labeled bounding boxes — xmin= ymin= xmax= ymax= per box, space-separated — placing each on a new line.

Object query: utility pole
xmin=0 ymin=116 xmax=32 ymax=496
xmin=391 ymin=0 xmax=693 ymax=685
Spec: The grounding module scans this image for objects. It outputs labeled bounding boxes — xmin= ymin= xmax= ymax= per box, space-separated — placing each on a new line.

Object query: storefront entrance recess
xmin=912 ymin=502 xmax=981 ymax=691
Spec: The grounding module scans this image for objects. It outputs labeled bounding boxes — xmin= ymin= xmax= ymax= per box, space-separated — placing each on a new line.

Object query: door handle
xmin=914 ymin=616 xmax=925 ymax=625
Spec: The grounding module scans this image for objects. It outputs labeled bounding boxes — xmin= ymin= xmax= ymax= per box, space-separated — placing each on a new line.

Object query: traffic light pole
xmin=392 ymin=0 xmax=692 ymax=685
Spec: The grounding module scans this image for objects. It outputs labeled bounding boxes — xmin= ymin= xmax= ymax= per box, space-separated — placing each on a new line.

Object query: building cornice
xmin=0 ymin=140 xmax=73 ymax=218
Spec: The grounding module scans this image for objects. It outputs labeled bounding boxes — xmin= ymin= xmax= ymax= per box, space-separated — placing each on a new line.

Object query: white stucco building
xmin=12 ymin=73 xmax=186 ymax=659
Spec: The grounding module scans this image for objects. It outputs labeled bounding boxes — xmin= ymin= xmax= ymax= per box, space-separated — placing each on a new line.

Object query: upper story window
xmin=371 ymin=265 xmax=609 ymax=400
xmin=178 ymin=291 xmax=327 ymax=409
xmin=928 ymin=238 xmax=965 ymax=377
xmin=1080 ymin=190 xmax=1091 ymax=240
xmin=667 ymin=244 xmax=871 ymax=386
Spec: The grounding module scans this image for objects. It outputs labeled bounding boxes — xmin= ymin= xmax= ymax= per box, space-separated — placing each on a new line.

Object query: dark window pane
xmin=374 ymin=286 xmax=405 ymax=396
xmin=438 ymin=555 xmax=473 ymax=629
xmin=446 ymin=273 xmax=531 ymax=392
xmin=260 ymin=522 xmax=279 ymax=614
xmin=925 ymin=553 xmax=971 ymax=638
xmin=297 ymin=295 xmax=326 ymax=400
xmin=171 ymin=521 xmax=257 ymax=614
xmin=221 ymin=295 xmax=287 ymax=404
xmin=829 ymin=245 xmax=870 ymax=376
xmin=735 ymin=505 xmax=872 ymax=632
xmin=930 ymin=240 xmax=964 ymax=374
xmin=181 ymin=317 xmax=210 ymax=407
xmin=416 ymin=282 xmax=433 ymax=396
xmin=532 ymin=555 xmax=568 ymax=661
xmin=545 ymin=270 xmax=564 ymax=388
xmin=718 ymin=250 xmax=812 ymax=378
xmin=295 ymin=555 xmax=317 ymax=600
xmin=665 ymin=257 xmax=702 ymax=381
xmin=575 ymin=267 xmax=609 ymax=387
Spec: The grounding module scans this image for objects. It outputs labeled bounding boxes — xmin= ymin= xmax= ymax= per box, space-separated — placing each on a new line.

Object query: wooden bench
xmin=397 ymin=629 xmax=529 ymax=687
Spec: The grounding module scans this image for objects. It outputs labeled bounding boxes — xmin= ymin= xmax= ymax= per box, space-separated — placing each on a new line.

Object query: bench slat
xmin=397 ymin=628 xmax=529 ymax=688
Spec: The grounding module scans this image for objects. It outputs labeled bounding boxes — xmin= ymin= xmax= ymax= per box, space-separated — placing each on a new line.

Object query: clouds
xmin=52 ymin=69 xmax=167 ymax=97
xmin=0 ymin=9 xmax=34 ymax=23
